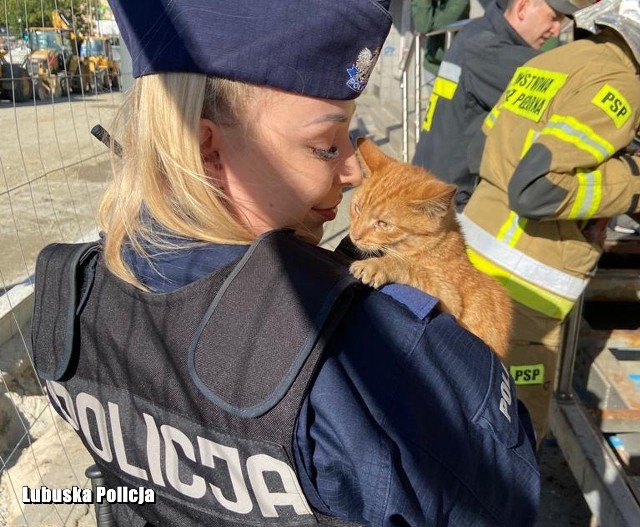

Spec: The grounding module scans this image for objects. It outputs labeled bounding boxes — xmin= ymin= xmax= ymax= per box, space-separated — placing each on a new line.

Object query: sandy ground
xmin=0 ymin=90 xmax=120 ymax=290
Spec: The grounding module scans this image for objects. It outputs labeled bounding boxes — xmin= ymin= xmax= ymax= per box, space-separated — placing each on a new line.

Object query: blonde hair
xmin=98 ymin=73 xmax=257 ymax=287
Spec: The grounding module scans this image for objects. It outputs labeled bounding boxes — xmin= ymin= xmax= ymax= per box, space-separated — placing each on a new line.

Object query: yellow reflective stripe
xmin=467 ymin=248 xmax=575 ymax=319
xmin=484 ymin=106 xmax=500 ymax=130
xmin=520 ymin=129 xmax=538 ymax=159
xmin=433 ymin=76 xmax=458 ymax=100
xmin=568 ymin=169 xmax=602 ymax=219
xmin=541 ymin=115 xmax=615 ymax=163
xmin=496 ymin=211 xmax=528 ymax=247
xmin=422 ymin=93 xmax=439 ymax=132
xmin=510 ymin=364 xmax=545 ymax=385
xmin=458 ymin=213 xmax=588 ymax=303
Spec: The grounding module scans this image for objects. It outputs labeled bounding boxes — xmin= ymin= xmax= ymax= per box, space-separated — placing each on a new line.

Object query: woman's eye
xmin=312 ymin=146 xmax=339 ymax=160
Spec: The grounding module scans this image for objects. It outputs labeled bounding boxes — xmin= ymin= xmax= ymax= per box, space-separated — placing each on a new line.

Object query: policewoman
xmin=461 ymin=0 xmax=640 ymax=448
xmin=32 ymin=1 xmax=540 ymax=525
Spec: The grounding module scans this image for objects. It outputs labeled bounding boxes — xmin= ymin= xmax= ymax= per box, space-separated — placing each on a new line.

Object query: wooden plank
xmin=551 ymin=398 xmax=640 ymax=526
xmin=586 ymin=269 xmax=640 ymax=302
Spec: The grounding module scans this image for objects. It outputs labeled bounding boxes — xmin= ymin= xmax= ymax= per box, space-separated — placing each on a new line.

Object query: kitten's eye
xmin=376 ymin=220 xmax=390 ymax=230
xmin=353 ymin=203 xmax=361 ymax=215
xmin=312 ymin=146 xmax=339 ymax=160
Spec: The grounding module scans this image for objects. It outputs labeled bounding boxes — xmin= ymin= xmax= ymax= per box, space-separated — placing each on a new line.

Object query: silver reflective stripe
xmin=485 ymin=107 xmax=500 ymax=128
xmin=499 ymin=212 xmax=522 ymax=245
xmin=543 ymin=120 xmax=612 ymax=161
xmin=570 ymin=170 xmax=601 ymax=219
xmin=438 ymin=60 xmax=461 ymax=83
xmin=458 ymin=213 xmax=588 ymax=300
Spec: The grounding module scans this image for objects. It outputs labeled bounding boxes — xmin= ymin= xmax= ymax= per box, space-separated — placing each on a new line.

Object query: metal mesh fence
xmin=0 ymin=1 xmax=124 ymax=525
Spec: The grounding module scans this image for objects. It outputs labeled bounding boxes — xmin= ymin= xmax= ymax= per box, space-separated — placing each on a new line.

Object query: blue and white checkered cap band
xmin=108 ymin=0 xmax=392 ymax=100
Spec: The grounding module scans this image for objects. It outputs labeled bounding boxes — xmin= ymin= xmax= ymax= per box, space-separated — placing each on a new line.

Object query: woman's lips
xmin=312 ymin=204 xmax=339 ymax=221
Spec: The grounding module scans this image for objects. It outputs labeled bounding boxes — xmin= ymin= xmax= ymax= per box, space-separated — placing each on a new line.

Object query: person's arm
xmin=432 ymin=0 xmax=470 ymax=29
xmin=411 ymin=0 xmax=470 ymax=33
xmin=411 ymin=0 xmax=436 ymax=33
xmin=294 ymin=293 xmax=540 ymax=526
xmin=507 ymin=69 xmax=640 ymax=220
xmin=466 ymin=35 xmax=539 ymax=110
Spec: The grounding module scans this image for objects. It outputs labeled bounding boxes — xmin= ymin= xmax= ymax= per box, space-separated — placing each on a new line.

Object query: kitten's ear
xmin=356 ymin=137 xmax=394 ymax=174
xmin=411 ymin=183 xmax=457 ymax=217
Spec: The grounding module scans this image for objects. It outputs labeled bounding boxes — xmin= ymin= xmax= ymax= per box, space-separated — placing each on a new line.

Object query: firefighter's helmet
xmin=575 ymin=0 xmax=640 ymax=63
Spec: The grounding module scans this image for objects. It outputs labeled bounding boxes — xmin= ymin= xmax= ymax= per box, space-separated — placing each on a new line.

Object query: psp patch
xmin=591 ymin=84 xmax=631 ymax=129
xmin=510 ymin=364 xmax=544 ymax=385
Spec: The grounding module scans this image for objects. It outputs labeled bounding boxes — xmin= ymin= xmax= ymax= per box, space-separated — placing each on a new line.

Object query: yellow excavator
xmin=0 ymin=49 xmax=33 ymax=102
xmin=25 ymin=10 xmax=91 ymax=98
xmin=81 ymin=36 xmax=120 ymax=91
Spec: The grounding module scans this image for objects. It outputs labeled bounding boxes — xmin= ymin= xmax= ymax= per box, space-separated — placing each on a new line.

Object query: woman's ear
xmin=200 ymin=118 xmax=222 ymax=170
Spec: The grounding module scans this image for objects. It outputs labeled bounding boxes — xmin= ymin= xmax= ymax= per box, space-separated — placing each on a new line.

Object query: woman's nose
xmin=342 ymin=153 xmax=363 ymax=187
xmin=337 ymin=140 xmax=363 ymax=188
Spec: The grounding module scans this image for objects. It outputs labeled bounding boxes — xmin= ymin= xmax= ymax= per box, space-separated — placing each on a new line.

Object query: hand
xmin=629 ymin=212 xmax=640 ymax=224
xmin=582 ymin=218 xmax=609 ymax=243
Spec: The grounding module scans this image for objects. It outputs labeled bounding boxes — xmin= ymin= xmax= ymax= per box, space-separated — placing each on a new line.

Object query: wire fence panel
xmin=1 ymin=1 xmax=123 ymax=525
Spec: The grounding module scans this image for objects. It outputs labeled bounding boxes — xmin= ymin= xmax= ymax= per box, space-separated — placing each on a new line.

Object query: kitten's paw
xmin=350 ymin=260 xmax=389 ymax=289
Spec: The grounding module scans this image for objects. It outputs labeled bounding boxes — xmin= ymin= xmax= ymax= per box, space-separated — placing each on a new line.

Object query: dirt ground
xmin=0 ymin=91 xmax=120 ymax=290
xmin=537 ymin=439 xmax=595 ymax=526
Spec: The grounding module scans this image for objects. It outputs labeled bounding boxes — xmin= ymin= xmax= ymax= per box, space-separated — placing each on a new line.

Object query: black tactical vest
xmin=32 ymin=230 xmax=362 ymax=526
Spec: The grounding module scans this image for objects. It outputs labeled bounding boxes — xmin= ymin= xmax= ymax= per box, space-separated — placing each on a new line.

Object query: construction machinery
xmin=81 ymin=36 xmax=120 ymax=90
xmin=25 ymin=10 xmax=91 ymax=99
xmin=0 ymin=49 xmax=32 ymax=102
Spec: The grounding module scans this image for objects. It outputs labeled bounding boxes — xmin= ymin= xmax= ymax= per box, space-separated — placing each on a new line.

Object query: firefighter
xmin=412 ymin=0 xmax=588 ymax=211
xmin=31 ymin=0 xmax=541 ymax=525
xmin=460 ymin=0 xmax=640 ymax=448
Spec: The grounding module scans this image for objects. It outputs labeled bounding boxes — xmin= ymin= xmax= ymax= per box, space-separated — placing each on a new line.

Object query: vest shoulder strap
xmin=188 ymin=229 xmax=361 ymax=417
xmin=32 ymin=241 xmax=100 ymax=381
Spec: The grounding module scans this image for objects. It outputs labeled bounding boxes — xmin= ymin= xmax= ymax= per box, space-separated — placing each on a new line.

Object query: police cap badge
xmin=107 ymin=0 xmax=392 ymax=100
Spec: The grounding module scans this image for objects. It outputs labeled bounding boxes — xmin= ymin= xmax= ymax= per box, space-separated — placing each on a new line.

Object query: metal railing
xmin=397 ymin=20 xmax=469 ymax=161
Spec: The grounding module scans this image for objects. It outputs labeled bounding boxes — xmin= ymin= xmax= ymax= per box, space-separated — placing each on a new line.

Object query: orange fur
xmin=349 ymin=137 xmax=512 ymax=362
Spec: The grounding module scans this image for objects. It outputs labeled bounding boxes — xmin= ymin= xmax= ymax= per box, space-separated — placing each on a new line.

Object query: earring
xmin=212 ymin=152 xmax=222 ymax=171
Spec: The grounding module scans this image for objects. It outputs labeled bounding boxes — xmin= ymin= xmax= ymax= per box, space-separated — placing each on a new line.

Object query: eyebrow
xmin=303 ymin=112 xmax=350 ymax=127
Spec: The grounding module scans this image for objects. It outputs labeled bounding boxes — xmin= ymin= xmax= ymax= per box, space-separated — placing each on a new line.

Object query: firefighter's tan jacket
xmin=462 ymin=31 xmax=640 ymax=320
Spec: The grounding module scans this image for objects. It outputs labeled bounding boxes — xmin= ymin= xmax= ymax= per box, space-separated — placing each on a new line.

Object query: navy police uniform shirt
xmin=124 ymin=240 xmax=540 ymax=526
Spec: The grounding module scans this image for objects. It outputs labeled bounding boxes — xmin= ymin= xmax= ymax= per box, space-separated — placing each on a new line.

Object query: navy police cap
xmin=108 ymin=0 xmax=393 ymax=100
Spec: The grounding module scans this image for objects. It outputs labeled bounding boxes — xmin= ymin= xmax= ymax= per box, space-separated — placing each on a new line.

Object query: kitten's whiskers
xmin=381 ymin=245 xmax=410 ymax=264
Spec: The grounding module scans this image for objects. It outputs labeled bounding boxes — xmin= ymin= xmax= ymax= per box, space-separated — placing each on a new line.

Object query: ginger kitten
xmin=349 ymin=138 xmax=512 ymax=362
